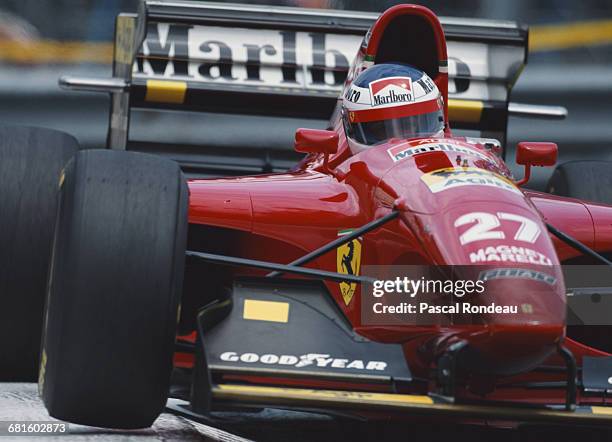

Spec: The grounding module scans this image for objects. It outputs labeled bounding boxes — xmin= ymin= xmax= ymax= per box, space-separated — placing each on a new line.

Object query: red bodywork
xmin=180 ymin=4 xmax=612 ymax=406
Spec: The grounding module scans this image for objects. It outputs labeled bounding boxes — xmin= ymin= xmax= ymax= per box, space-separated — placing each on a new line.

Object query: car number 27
xmin=454 ymin=212 xmax=541 ymax=245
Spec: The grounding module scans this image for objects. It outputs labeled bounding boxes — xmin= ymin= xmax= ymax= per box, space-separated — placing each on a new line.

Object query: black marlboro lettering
xmin=280 ymin=31 xmax=298 ymax=84
xmin=244 ymin=44 xmax=277 ymax=81
xmin=144 ymin=23 xmax=192 ymax=76
xmin=198 ymin=40 xmax=237 ymax=80
xmin=309 ymin=33 xmax=348 ymax=86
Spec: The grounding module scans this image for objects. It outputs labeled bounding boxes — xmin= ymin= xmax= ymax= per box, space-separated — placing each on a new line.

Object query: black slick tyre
xmin=0 ymin=126 xmax=78 ymax=381
xmin=40 ymin=149 xmax=188 ymax=429
xmin=547 ymin=161 xmax=612 ymax=204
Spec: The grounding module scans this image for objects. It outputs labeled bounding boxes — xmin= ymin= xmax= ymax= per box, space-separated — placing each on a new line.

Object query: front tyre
xmin=40 ymin=150 xmax=188 ymax=429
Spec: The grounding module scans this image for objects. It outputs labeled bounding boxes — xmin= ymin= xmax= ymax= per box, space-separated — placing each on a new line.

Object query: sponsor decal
xmin=369 ymin=76 xmax=413 ymax=106
xmin=137 ymin=24 xmax=356 ymax=88
xmin=469 ymin=245 xmax=553 ymax=266
xmin=421 ymin=167 xmax=521 ymax=195
xmin=344 ymin=87 xmax=361 ymax=103
xmin=135 ymin=23 xmax=487 ymax=100
xmin=479 ymin=268 xmax=557 ymax=285
xmin=416 ymin=76 xmax=435 ymax=94
xmin=219 ymin=351 xmax=388 ymax=371
xmin=337 ymin=230 xmax=362 ymax=306
xmin=388 ymin=142 xmax=492 ymax=163
xmin=447 ymin=57 xmax=471 ymax=94
xmin=454 ymin=212 xmax=541 ymax=245
xmin=243 ymin=299 xmax=289 ymax=323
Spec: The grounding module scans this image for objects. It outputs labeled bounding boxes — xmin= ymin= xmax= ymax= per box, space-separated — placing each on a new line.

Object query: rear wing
xmin=61 ymin=0 xmax=565 ymax=175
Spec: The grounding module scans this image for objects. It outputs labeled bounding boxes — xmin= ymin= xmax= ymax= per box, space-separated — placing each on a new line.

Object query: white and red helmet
xmin=342 ymin=63 xmax=445 ymax=153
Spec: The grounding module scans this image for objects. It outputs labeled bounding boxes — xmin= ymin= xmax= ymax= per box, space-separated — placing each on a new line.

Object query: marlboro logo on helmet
xmin=342 ymin=63 xmax=445 ymax=153
xmin=369 ymin=77 xmax=414 ymax=106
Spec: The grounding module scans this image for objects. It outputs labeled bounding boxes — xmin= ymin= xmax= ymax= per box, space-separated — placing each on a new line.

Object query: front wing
xmin=183 ymin=277 xmax=612 ymax=428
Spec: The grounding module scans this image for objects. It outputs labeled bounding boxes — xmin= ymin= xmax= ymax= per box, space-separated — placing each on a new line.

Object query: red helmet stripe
xmin=349 ymin=98 xmax=441 ymax=123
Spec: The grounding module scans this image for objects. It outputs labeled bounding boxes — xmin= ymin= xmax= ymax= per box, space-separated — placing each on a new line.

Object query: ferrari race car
xmin=2 ymin=0 xmax=612 ymax=435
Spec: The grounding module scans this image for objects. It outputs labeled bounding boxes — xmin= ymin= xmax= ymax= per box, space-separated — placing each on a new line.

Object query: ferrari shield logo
xmin=337 ymin=230 xmax=362 ymax=306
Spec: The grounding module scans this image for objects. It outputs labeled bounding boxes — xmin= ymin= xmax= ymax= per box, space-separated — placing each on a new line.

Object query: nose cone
xmin=368 ymin=138 xmax=566 ymax=376
xmin=398 ymin=189 xmax=566 ymax=376
xmin=457 ymin=324 xmax=564 ymax=376
xmin=468 ymin=270 xmax=565 ymax=375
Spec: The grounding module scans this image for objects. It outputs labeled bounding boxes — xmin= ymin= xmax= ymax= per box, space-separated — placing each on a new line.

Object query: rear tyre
xmin=546 ymin=160 xmax=612 ymax=204
xmin=0 ymin=126 xmax=78 ymax=381
xmin=40 ymin=150 xmax=188 ymax=429
xmin=548 ymin=161 xmax=612 ymax=351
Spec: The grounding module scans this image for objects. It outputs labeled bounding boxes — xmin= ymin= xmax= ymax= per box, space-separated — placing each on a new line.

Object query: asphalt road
xmin=5 ymin=383 xmax=612 ymax=441
xmin=0 ymin=383 xmax=362 ymax=442
xmin=0 ymin=383 xmax=250 ymax=442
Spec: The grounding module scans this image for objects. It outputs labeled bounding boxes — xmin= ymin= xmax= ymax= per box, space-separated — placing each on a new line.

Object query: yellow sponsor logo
xmin=448 ymin=99 xmax=483 ymax=124
xmin=243 ymin=299 xmax=289 ymax=323
xmin=421 ymin=167 xmax=521 ymax=195
xmin=592 ymin=406 xmax=612 ymax=416
xmin=145 ymin=80 xmax=187 ymax=104
xmin=337 ymin=230 xmax=362 ymax=306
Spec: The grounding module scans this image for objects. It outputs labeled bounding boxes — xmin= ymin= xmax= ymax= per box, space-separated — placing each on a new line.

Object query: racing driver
xmin=342 ymin=63 xmax=446 ymax=153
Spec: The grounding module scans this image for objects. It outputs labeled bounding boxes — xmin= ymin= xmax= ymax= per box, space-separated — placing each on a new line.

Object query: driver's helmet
xmin=342 ymin=63 xmax=445 ymax=154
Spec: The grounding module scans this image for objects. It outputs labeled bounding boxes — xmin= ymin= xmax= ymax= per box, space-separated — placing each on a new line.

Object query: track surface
xmin=0 ymin=384 xmax=250 ymax=442
xmin=4 ymin=383 xmax=612 ymax=441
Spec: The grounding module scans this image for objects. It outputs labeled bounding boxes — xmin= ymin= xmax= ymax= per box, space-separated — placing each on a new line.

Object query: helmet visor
xmin=346 ymin=109 xmax=445 ymax=146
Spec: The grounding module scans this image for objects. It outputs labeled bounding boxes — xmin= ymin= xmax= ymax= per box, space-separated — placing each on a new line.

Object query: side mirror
xmin=294 ymin=128 xmax=338 ymax=155
xmin=295 ymin=128 xmax=338 ymax=176
xmin=515 ymin=142 xmax=558 ymax=186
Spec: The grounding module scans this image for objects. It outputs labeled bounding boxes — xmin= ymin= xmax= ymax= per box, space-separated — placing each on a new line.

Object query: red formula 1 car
xmin=1 ymin=0 xmax=612 ymax=435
